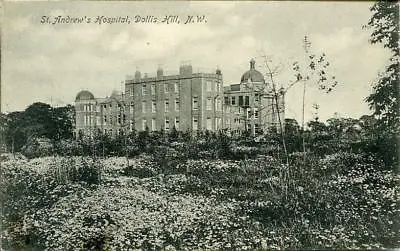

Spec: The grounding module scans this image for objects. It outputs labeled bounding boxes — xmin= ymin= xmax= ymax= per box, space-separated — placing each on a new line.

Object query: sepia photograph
xmin=1 ymin=1 xmax=399 ymax=250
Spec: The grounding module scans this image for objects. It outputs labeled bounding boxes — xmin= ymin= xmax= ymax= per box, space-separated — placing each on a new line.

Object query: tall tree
xmin=365 ymin=1 xmax=399 ymax=131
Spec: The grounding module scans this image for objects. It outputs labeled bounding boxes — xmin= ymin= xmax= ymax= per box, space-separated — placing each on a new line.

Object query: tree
xmin=364 ymin=1 xmax=399 ymax=131
xmin=292 ymin=36 xmax=338 ymax=160
xmin=52 ymin=105 xmax=74 ymax=140
xmin=4 ymin=112 xmax=26 ymax=153
xmin=255 ymin=53 xmax=289 ymax=165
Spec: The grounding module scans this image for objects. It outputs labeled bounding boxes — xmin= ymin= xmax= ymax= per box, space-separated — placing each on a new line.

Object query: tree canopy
xmin=365 ymin=1 xmax=399 ymax=131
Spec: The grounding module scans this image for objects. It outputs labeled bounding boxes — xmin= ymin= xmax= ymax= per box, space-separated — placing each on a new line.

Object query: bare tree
xmin=291 ymin=36 xmax=338 ymax=161
xmin=239 ymin=53 xmax=289 ymax=165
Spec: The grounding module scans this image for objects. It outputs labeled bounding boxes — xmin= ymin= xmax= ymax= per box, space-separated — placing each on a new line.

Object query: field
xmin=1 ymin=152 xmax=399 ymax=250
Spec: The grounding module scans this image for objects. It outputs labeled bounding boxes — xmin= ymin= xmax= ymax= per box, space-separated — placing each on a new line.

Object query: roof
xmin=240 ymin=59 xmax=265 ymax=84
xmin=75 ymin=90 xmax=95 ymax=101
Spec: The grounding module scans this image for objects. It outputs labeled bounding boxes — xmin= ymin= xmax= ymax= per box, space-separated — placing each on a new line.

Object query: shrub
xmin=21 ymin=137 xmax=54 ymax=158
xmin=152 ymin=145 xmax=186 ymax=174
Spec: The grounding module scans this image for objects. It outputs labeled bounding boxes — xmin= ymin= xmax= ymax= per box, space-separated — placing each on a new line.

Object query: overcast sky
xmin=2 ymin=1 xmax=390 ymax=122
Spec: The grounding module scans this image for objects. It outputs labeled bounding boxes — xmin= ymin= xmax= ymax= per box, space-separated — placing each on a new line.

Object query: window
xmin=142 ymin=84 xmax=147 ymax=95
xmin=151 ymin=118 xmax=156 ymax=131
xmin=142 ymin=119 xmax=147 ymax=131
xmin=130 ymin=87 xmax=134 ymax=97
xmin=152 ymin=101 xmax=156 ymax=113
xmin=254 ymin=109 xmax=259 ymax=119
xmin=165 ymin=100 xmax=169 ymax=112
xmin=217 ymin=82 xmax=221 ymax=92
xmin=174 ymin=82 xmax=179 ymax=93
xmin=142 ymin=101 xmax=146 ymax=113
xmin=193 ymin=97 xmax=198 ymax=110
xmin=224 ymin=97 xmax=229 ymax=105
xmin=117 ymin=114 xmax=121 ymax=125
xmin=193 ymin=117 xmax=198 ymax=130
xmin=239 ymin=96 xmax=244 ymax=106
xmin=231 ymin=96 xmax=236 ymax=105
xmin=175 ymin=98 xmax=180 ymax=111
xmin=206 ymin=98 xmax=212 ymax=110
xmin=164 ymin=83 xmax=169 ymax=93
xmin=165 ymin=118 xmax=170 ymax=130
xmin=206 ymin=117 xmax=212 ymax=130
xmin=245 ymin=96 xmax=250 ymax=106
xmin=206 ymin=81 xmax=213 ymax=91
xmin=175 ymin=117 xmax=180 ymax=130
xmin=215 ymin=118 xmax=222 ymax=130
xmin=130 ymin=102 xmax=134 ymax=114
xmin=103 ymin=104 xmax=107 ymax=109
xmin=151 ymin=83 xmax=156 ymax=95
xmin=216 ymin=98 xmax=222 ymax=111
xmin=103 ymin=115 xmax=107 ymax=124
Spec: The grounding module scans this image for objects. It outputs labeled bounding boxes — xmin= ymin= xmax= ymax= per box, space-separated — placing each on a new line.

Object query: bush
xmin=152 ymin=145 xmax=186 ymax=174
xmin=21 ymin=137 xmax=54 ymax=158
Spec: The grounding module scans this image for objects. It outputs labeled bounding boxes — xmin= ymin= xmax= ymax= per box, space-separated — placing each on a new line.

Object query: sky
xmin=1 ymin=1 xmax=391 ymax=123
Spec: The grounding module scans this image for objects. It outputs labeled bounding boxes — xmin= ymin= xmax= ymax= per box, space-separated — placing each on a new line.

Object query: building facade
xmin=75 ymin=90 xmax=133 ymax=137
xmin=125 ymin=63 xmax=224 ymax=132
xmin=223 ymin=59 xmax=285 ymax=135
xmin=74 ymin=59 xmax=284 ymax=137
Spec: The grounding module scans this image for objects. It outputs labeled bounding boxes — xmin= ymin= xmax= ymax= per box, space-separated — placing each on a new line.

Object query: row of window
xmin=83 ymin=104 xmax=94 ymax=112
xmin=83 ymin=115 xmax=93 ymax=126
xmin=140 ymin=97 xmax=222 ymax=113
xmin=142 ymin=117 xmax=180 ymax=131
xmin=142 ymin=117 xmax=222 ymax=131
xmin=224 ymin=95 xmax=251 ymax=107
xmin=192 ymin=97 xmax=222 ymax=111
xmin=142 ymin=99 xmax=180 ymax=113
xmin=137 ymin=80 xmax=222 ymax=97
xmin=101 ymin=113 xmax=127 ymax=125
xmin=140 ymin=82 xmax=180 ymax=96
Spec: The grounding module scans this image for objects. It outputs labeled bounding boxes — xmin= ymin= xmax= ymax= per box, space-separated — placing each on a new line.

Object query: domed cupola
xmin=75 ymin=90 xmax=95 ymax=101
xmin=240 ymin=58 xmax=265 ymax=84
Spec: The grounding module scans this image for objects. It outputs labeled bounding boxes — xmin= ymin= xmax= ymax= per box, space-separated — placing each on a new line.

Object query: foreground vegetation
xmin=1 ymin=147 xmax=399 ymax=250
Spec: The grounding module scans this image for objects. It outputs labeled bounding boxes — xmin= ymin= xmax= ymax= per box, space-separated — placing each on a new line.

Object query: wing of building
xmin=74 ymin=59 xmax=285 ymax=138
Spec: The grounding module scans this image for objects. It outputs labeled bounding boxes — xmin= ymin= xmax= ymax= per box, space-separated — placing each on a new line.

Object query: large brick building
xmin=74 ymin=60 xmax=284 ymax=137
xmin=125 ymin=63 xmax=223 ymax=132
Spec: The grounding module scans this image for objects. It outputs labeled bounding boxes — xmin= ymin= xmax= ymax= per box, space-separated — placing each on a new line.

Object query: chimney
xmin=157 ymin=66 xmax=163 ymax=78
xmin=179 ymin=63 xmax=192 ymax=77
xmin=135 ymin=68 xmax=141 ymax=81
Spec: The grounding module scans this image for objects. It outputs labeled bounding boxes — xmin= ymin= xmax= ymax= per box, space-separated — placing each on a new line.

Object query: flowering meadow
xmin=1 ymin=150 xmax=399 ymax=250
